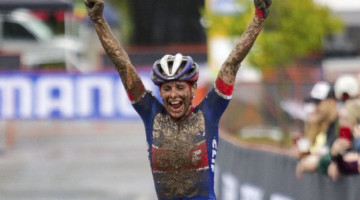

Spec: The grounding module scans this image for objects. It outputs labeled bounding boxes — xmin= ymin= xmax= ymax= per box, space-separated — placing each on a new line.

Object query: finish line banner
xmin=215 ymin=137 xmax=360 ymax=200
xmin=0 ymin=72 xmax=157 ymax=120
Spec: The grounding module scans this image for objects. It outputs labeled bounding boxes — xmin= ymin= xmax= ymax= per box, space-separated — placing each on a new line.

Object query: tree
xmin=107 ymin=0 xmax=132 ymax=43
xmin=203 ymin=0 xmax=343 ymax=69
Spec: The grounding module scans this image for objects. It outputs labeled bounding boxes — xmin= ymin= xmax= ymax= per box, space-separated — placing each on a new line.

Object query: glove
xmin=84 ymin=0 xmax=104 ymax=20
xmin=254 ymin=0 xmax=272 ymax=19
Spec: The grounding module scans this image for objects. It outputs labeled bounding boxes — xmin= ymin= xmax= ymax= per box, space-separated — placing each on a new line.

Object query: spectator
xmin=296 ymin=82 xmax=338 ymax=178
xmin=329 ymin=99 xmax=360 ymax=180
xmin=304 ymin=81 xmax=338 ymax=154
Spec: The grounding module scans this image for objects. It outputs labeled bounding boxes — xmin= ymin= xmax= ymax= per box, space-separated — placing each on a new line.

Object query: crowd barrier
xmin=215 ymin=134 xmax=360 ymax=200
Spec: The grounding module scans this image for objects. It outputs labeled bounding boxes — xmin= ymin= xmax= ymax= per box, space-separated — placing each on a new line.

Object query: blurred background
xmin=0 ymin=0 xmax=360 ymax=199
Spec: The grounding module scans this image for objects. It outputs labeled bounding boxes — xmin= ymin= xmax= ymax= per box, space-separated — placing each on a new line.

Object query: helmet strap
xmin=188 ymin=82 xmax=194 ymax=102
xmin=188 ymin=82 xmax=194 ymax=116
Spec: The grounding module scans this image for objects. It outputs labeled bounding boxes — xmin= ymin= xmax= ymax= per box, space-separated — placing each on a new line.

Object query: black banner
xmin=216 ymin=137 xmax=360 ymax=200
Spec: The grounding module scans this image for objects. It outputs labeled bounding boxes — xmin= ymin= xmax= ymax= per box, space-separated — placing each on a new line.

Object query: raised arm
xmin=216 ymin=0 xmax=271 ymax=87
xmin=85 ymin=0 xmax=145 ymax=103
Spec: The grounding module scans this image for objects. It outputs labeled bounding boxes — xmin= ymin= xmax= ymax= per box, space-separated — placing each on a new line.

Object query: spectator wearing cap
xmin=304 ymin=81 xmax=338 ymax=153
xmin=296 ymin=82 xmax=338 ymax=179
xmin=327 ymin=99 xmax=360 ymax=180
xmin=333 ymin=75 xmax=360 ymax=161
xmin=324 ymin=75 xmax=360 ymax=180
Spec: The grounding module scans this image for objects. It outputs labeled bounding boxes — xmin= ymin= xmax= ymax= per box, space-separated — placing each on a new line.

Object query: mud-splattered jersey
xmin=132 ymin=86 xmax=231 ymax=200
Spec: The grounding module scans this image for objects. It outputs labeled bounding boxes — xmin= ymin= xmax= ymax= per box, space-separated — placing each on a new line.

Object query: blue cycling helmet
xmin=150 ymin=53 xmax=199 ymax=86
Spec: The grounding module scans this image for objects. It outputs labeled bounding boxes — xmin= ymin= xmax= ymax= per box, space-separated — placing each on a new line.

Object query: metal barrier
xmin=215 ymin=134 xmax=360 ymax=200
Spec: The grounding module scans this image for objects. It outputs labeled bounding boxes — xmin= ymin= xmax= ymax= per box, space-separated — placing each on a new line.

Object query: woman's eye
xmin=177 ymin=86 xmax=185 ymax=90
xmin=162 ymin=87 xmax=171 ymax=92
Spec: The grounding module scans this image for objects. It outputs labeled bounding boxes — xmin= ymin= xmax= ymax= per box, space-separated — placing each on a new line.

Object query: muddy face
xmin=160 ymin=81 xmax=197 ymax=120
xmin=152 ymin=111 xmax=208 ymax=199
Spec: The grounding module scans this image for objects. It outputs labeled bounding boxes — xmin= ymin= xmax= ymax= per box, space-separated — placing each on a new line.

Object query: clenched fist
xmin=84 ymin=0 xmax=104 ymax=20
xmin=254 ymin=0 xmax=272 ymax=18
xmin=331 ymin=138 xmax=351 ymax=157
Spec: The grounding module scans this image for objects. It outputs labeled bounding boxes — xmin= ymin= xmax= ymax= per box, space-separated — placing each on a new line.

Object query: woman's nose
xmin=170 ymin=89 xmax=177 ymax=97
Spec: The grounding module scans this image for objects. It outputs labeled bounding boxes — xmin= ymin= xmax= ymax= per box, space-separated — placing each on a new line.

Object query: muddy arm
xmin=85 ymin=0 xmax=145 ymax=103
xmin=216 ymin=0 xmax=271 ymax=87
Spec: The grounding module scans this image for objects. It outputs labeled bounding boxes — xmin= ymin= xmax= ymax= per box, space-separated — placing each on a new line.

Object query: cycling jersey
xmin=132 ymin=84 xmax=231 ymax=200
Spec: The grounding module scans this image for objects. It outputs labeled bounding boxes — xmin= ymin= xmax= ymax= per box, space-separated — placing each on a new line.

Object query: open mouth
xmin=169 ymin=100 xmax=183 ymax=112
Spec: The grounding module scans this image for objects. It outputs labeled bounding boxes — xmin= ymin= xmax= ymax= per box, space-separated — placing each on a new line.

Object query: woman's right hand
xmin=331 ymin=138 xmax=351 ymax=157
xmin=254 ymin=0 xmax=272 ymax=18
xmin=84 ymin=0 xmax=104 ymax=21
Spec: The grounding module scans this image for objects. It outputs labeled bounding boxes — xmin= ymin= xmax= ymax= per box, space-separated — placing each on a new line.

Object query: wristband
xmin=255 ymin=8 xmax=264 ymax=18
xmin=330 ymin=153 xmax=342 ymax=161
xmin=215 ymin=77 xmax=234 ymax=96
